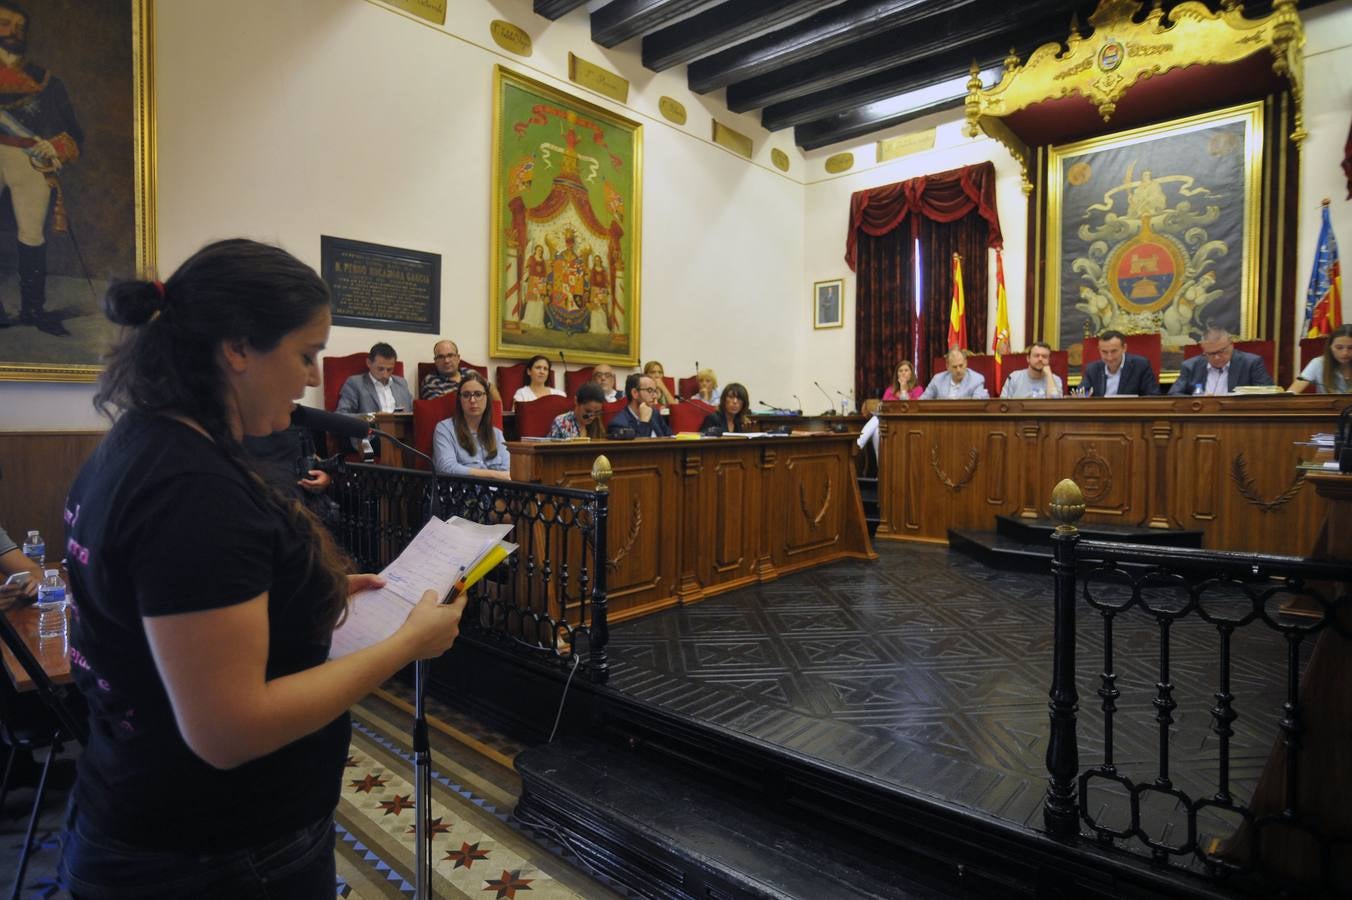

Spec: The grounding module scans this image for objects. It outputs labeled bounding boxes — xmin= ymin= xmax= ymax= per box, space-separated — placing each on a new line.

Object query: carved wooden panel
xmin=1185 ymin=434 xmax=1221 ymax=522
xmin=780 ymin=449 xmax=843 ymax=560
xmin=1051 ymin=431 xmax=1137 ymax=517
xmin=712 ymin=457 xmax=750 ymax=575
xmin=984 ymin=431 xmax=1008 ymax=506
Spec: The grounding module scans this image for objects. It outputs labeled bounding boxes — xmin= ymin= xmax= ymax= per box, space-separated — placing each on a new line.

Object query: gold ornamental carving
xmin=964 ymin=0 xmax=1305 ymax=192
xmin=799 ymin=478 xmax=832 ymax=530
xmin=930 ymin=444 xmax=980 ymax=491
xmin=607 ymin=498 xmax=642 ymax=571
xmin=1071 ymin=444 xmax=1113 ymax=503
xmin=1230 ymin=452 xmax=1305 ymax=512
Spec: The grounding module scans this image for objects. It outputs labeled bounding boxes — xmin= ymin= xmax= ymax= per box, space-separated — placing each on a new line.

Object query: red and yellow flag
xmin=947 ymin=253 xmax=967 ymax=351
xmin=992 ymin=249 xmax=1011 ymax=386
xmin=1304 ymin=200 xmax=1343 ymax=337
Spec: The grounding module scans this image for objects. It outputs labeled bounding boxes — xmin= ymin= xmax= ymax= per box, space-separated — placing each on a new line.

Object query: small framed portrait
xmin=813 ymin=278 xmax=844 ymax=329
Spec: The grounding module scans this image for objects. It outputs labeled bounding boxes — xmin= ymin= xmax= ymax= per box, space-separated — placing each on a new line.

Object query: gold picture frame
xmin=1044 ymin=101 xmax=1263 ymax=377
xmin=489 ymin=66 xmax=642 ymax=366
xmin=0 ymin=0 xmax=156 ymax=383
xmin=813 ymin=278 xmax=844 ymax=329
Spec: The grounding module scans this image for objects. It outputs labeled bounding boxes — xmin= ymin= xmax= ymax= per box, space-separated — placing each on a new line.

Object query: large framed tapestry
xmin=489 ymin=66 xmax=642 ymax=366
xmin=1046 ymin=101 xmax=1263 ymax=378
xmin=0 ymin=0 xmax=154 ymax=383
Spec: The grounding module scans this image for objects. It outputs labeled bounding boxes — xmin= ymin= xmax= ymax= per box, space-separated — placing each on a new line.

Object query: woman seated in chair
xmin=1289 ymin=324 xmax=1352 ymax=394
xmin=643 ymin=360 xmax=678 ymax=406
xmin=690 ymin=367 xmax=721 ymax=405
xmin=433 ymin=373 xmax=511 ymax=479
xmin=858 ymin=359 xmax=921 ymax=457
xmin=701 ymin=383 xmax=753 ymax=434
xmin=512 ymin=354 xmax=565 ymax=404
xmin=548 ymin=383 xmax=606 ymax=439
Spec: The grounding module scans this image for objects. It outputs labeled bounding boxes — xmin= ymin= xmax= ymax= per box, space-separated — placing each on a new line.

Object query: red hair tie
xmin=152 ymin=279 xmax=166 ymax=299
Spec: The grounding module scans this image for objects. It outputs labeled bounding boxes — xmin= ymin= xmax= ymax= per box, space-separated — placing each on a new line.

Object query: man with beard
xmin=0 ymin=2 xmax=80 ymax=335
xmin=1000 ymin=341 xmax=1064 ymax=398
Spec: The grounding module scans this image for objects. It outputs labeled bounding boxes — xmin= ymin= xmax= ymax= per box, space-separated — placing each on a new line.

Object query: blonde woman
xmin=690 ymin=367 xmax=721 ymax=404
xmin=644 ymin=360 xmax=677 ymax=405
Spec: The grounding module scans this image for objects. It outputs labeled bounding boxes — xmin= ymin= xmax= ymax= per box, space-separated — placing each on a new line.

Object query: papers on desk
xmin=330 ymin=516 xmax=515 ymax=658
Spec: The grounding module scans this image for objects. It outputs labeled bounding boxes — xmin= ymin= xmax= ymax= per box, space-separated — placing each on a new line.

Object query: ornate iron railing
xmin=329 ymin=460 xmax=611 ymax=682
xmin=1043 ymin=479 xmax=1351 ymax=895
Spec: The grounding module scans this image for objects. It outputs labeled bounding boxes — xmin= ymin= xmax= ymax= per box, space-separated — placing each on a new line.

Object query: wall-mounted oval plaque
xmin=824 ymin=152 xmax=854 ymax=174
xmin=490 ymin=20 xmax=532 ymax=57
xmin=770 ymin=148 xmax=790 ymax=172
xmin=658 ymin=96 xmax=687 ymax=125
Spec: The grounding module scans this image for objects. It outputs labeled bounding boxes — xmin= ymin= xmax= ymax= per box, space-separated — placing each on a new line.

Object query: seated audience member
xmin=548 ymin=383 xmax=607 ymax=439
xmin=591 ymin=363 xmax=621 ymax=401
xmin=1080 ymin=330 xmax=1158 ymax=397
xmin=433 ymin=373 xmax=511 ymax=479
xmin=884 ymin=359 xmax=923 ymax=401
xmin=1170 ymin=326 xmax=1273 ymax=395
xmin=644 ymin=360 xmax=677 ymax=405
xmin=513 ymin=354 xmax=565 ymax=404
xmin=691 ymin=367 xmax=721 ymax=404
xmin=701 ymin=383 xmax=752 ymax=434
xmin=920 ymin=349 xmax=989 ymax=399
xmin=858 ymin=360 xmax=921 ymax=456
xmin=0 ymin=522 xmax=41 ymax=609
xmin=1001 ymin=342 xmax=1064 ymax=398
xmin=421 ymin=339 xmax=498 ymax=401
xmin=1290 ymin=324 xmax=1352 ymax=394
xmin=609 ymin=373 xmax=672 ymax=437
xmin=337 ymin=342 xmax=413 ymax=413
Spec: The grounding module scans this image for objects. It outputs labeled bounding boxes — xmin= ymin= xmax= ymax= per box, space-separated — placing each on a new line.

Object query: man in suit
xmin=336 ymin=342 xmax=413 ymax=414
xmin=1169 ymin=326 xmax=1273 ymax=395
xmin=1081 ymin=330 xmax=1158 ymax=397
xmin=607 ymin=373 xmax=671 ymax=437
xmin=919 ymin=349 xmax=989 ymax=399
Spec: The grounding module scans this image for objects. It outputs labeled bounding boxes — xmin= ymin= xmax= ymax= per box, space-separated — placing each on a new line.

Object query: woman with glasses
xmin=548 ymin=383 xmax=607 ymax=439
xmin=433 ymin=372 xmax=510 ymax=479
xmin=700 ymin=382 xmax=753 ymax=434
xmin=513 ymin=354 xmax=565 ymax=404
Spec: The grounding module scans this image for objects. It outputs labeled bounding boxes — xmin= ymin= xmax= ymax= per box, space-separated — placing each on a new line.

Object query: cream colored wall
xmin=0 ymin=0 xmax=1348 ymax=428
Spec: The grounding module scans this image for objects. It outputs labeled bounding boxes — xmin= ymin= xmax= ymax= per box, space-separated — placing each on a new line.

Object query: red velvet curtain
xmin=847 ymin=162 xmax=1003 ymax=398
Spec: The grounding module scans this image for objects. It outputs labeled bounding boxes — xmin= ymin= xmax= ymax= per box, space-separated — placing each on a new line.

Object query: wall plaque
xmin=771 ymin=148 xmax=790 ymax=172
xmin=381 ymin=0 xmax=446 ymax=26
xmin=568 ymin=53 xmax=629 ymax=103
xmin=321 ymin=236 xmax=440 ymax=334
xmin=824 ymin=152 xmax=854 ymax=173
xmin=490 ymin=20 xmax=532 ymax=56
xmin=711 ymin=120 xmax=753 ymax=158
xmin=658 ymin=96 xmax=687 ymax=125
xmin=877 ymin=129 xmax=936 ymax=162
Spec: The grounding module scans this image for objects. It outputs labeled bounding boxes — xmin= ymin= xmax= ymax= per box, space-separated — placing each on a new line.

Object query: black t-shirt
xmin=65 ymin=412 xmax=349 ymax=852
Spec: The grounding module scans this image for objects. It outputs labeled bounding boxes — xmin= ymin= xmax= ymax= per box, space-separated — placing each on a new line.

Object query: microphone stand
xmin=813 ymin=381 xmax=834 ymax=416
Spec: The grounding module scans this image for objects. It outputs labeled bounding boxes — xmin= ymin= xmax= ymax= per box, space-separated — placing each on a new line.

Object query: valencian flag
xmin=947 ymin=253 xmax=967 ymax=351
xmin=991 ymin=249 xmax=1011 ymax=386
xmin=1304 ymin=200 xmax=1343 ymax=337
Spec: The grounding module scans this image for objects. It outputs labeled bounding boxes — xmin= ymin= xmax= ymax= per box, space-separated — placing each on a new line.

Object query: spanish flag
xmin=947 ymin=253 xmax=967 ymax=351
xmin=992 ymin=249 xmax=1011 ymax=386
xmin=1304 ymin=199 xmax=1343 ymax=337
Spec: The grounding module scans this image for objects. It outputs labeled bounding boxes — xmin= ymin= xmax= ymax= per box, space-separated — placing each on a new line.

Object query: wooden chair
xmin=514 ymin=394 xmax=574 ymax=438
xmin=677 ymin=375 xmax=700 ymax=399
xmin=601 ymin=397 xmax=629 ymax=427
xmin=415 ymin=359 xmax=490 ymax=395
xmin=670 ymin=400 xmax=714 ymax=433
xmin=999 ymin=349 xmax=1069 ymax=391
xmin=495 ymin=362 xmax=558 ymax=412
xmin=1182 ymin=339 xmax=1275 ymax=374
xmin=1082 ymin=333 xmax=1162 ymax=376
xmin=564 ymin=366 xmax=595 ymax=397
xmin=322 ymin=353 xmax=405 ymax=411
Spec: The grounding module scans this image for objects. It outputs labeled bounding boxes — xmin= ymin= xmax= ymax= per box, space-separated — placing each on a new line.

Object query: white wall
xmin=0 ymin=0 xmax=1348 ymax=428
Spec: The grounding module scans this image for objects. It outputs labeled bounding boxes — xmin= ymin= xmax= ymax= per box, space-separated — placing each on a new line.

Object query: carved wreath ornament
xmin=931 ymin=445 xmax=980 ymax=491
xmin=798 ymin=477 xmax=832 ymax=530
xmin=607 ymin=498 xmax=642 ymax=570
xmin=1230 ymin=452 xmax=1305 ymax=512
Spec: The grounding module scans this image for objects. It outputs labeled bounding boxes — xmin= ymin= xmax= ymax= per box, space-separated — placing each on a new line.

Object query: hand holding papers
xmin=330 ymin=516 xmax=516 ymax=658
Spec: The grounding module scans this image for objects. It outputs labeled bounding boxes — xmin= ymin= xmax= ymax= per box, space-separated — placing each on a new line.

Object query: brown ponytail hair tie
xmin=152 ymin=280 xmax=166 ymax=299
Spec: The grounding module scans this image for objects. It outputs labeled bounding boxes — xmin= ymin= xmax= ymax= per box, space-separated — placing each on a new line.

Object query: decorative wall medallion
xmin=1071 ymin=444 xmax=1112 ymax=503
xmin=608 ymin=498 xmax=642 ymax=570
xmin=930 ymin=444 xmax=979 ymax=491
xmin=1230 ymin=452 xmax=1305 ymax=512
xmin=489 ymin=20 xmax=532 ymax=56
xmin=770 ymin=148 xmax=790 ymax=172
xmin=658 ymin=96 xmax=687 ymax=125
xmin=799 ymin=477 xmax=832 ymax=530
xmin=824 ymin=152 xmax=854 ymax=174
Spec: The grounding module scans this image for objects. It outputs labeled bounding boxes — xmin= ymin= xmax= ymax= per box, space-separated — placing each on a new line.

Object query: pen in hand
xmin=443 ymin=565 xmax=468 ymax=606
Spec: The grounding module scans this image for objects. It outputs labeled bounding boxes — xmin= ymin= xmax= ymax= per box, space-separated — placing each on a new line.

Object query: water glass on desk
xmin=36 ymin=568 xmax=68 ymax=641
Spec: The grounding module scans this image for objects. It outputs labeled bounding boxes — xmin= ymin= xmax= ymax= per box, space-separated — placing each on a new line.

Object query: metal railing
xmin=1044 ymin=478 xmax=1351 ymax=894
xmin=329 ymin=459 xmax=611 ymax=682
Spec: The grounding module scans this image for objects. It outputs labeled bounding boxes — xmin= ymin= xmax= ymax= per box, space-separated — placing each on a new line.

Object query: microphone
xmin=792 ymin=394 xmax=803 ymax=415
xmin=558 ymin=350 xmax=568 ymax=372
xmin=813 ymin=381 xmax=834 ymax=415
xmin=292 ymin=404 xmax=373 ymax=441
xmin=758 ymin=400 xmax=788 ymax=414
xmin=359 ymin=438 xmax=375 ymax=463
xmin=370 ymin=428 xmax=436 ymax=469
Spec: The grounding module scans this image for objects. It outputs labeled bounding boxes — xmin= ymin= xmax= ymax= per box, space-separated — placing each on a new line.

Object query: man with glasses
xmin=607 ymin=373 xmax=671 ymax=437
xmin=590 ymin=363 xmax=620 ymax=401
xmin=420 ymin=339 xmax=500 ymax=402
xmin=1170 ymin=326 xmax=1272 ymax=395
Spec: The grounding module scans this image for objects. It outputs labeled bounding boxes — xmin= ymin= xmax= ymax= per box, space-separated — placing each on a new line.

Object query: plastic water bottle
xmin=36 ymin=569 xmax=68 ymax=640
xmin=22 ymin=530 xmax=44 ymax=568
xmin=1192 ymin=383 xmax=1206 ymax=397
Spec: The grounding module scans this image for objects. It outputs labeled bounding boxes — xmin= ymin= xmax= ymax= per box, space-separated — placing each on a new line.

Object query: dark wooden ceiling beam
xmin=687 ymin=0 xmax=975 ymax=95
xmin=761 ymin=17 xmax=1069 ymax=132
xmin=795 ymin=95 xmax=965 ymax=152
xmin=533 ymin=0 xmax=589 ymax=20
xmin=592 ymin=0 xmax=717 ymax=49
xmin=726 ymin=0 xmax=1081 ymax=113
xmin=642 ymin=0 xmax=844 ymax=72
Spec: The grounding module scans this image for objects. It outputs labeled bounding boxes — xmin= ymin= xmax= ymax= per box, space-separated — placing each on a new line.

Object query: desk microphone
xmin=792 ymin=394 xmax=803 ymax=415
xmin=812 ymin=381 xmax=834 ymax=415
xmin=293 ymin=404 xmax=375 ymax=441
xmin=369 ymin=428 xmax=436 ymax=469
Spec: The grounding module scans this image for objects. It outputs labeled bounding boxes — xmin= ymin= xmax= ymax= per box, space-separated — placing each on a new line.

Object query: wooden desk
xmin=509 ymin=433 xmax=876 ymax=622
xmin=875 ymin=394 xmax=1352 ymax=555
xmin=1 ymin=603 xmax=71 ymax=692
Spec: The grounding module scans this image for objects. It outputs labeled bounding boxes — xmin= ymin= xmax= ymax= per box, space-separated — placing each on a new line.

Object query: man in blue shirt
xmin=608 ymin=373 xmax=671 ymax=437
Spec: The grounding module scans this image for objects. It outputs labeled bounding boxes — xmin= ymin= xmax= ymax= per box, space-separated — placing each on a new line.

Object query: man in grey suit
xmin=1169 ymin=327 xmax=1273 ymax=395
xmin=1080 ymin=330 xmax=1158 ymax=397
xmin=920 ymin=349 xmax=989 ymax=399
xmin=336 ymin=342 xmax=413 ymax=413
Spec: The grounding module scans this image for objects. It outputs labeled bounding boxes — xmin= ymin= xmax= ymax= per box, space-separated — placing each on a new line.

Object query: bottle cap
xmin=44 ymin=569 xmax=59 ymax=578
xmin=27 ymin=530 xmax=39 ymax=539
